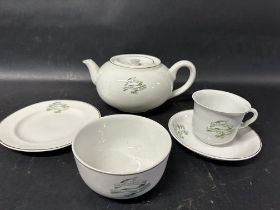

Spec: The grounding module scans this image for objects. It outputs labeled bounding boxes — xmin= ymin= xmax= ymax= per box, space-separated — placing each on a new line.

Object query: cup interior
xmin=192 ymin=89 xmax=251 ymax=113
xmin=72 ymin=115 xmax=171 ymax=175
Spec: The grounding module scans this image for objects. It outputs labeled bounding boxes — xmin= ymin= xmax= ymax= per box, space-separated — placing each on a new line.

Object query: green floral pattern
xmin=123 ymin=77 xmax=147 ymax=94
xmin=110 ymin=177 xmax=151 ymax=197
xmin=207 ymin=120 xmax=233 ymax=138
xmin=175 ymin=123 xmax=188 ymax=139
xmin=46 ymin=102 xmax=69 ymax=113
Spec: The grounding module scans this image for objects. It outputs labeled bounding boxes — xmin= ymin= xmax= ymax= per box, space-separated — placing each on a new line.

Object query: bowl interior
xmin=73 ymin=115 xmax=171 ymax=175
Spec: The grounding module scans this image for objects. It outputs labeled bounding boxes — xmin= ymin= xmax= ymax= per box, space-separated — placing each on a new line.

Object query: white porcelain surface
xmin=168 ymin=110 xmax=262 ymax=161
xmin=83 ymin=54 xmax=196 ymax=113
xmin=72 ymin=114 xmax=172 ymax=199
xmin=0 ymin=100 xmax=100 ymax=152
xmin=192 ymin=89 xmax=258 ymax=145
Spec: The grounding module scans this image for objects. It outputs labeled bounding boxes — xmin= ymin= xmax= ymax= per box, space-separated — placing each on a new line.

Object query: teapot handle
xmin=168 ymin=60 xmax=196 ymax=99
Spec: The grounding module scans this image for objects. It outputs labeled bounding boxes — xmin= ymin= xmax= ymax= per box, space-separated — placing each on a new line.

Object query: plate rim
xmin=168 ymin=109 xmax=262 ymax=161
xmin=0 ymin=100 xmax=101 ymax=152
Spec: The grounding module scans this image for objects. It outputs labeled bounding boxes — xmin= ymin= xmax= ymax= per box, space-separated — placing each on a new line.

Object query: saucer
xmin=0 ymin=100 xmax=101 ymax=152
xmin=168 ymin=110 xmax=262 ymax=161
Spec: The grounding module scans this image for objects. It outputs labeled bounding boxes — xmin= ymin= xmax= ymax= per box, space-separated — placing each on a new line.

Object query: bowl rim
xmin=72 ymin=114 xmax=172 ymax=176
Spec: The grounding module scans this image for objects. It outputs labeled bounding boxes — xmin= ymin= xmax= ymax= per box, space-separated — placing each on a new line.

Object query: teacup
xmin=192 ymin=89 xmax=258 ymax=145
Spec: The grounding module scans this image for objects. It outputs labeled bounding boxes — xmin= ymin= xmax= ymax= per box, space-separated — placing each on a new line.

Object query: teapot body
xmin=96 ymin=61 xmax=173 ymax=113
xmin=83 ymin=54 xmax=196 ymax=113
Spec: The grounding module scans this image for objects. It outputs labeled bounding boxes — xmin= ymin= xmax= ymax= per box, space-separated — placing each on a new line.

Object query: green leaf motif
xmin=207 ymin=120 xmax=233 ymax=138
xmin=175 ymin=123 xmax=188 ymax=139
xmin=110 ymin=177 xmax=151 ymax=197
xmin=123 ymin=77 xmax=147 ymax=94
xmin=46 ymin=102 xmax=69 ymax=114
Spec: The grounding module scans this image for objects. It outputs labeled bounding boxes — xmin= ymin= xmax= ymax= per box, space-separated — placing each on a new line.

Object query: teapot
xmin=83 ymin=54 xmax=196 ymax=113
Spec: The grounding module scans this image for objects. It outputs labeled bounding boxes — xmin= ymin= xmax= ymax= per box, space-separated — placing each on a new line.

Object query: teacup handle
xmin=240 ymin=108 xmax=258 ymax=129
xmin=168 ymin=60 xmax=196 ymax=99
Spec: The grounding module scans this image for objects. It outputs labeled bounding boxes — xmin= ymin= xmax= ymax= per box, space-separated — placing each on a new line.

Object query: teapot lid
xmin=110 ymin=54 xmax=161 ymax=69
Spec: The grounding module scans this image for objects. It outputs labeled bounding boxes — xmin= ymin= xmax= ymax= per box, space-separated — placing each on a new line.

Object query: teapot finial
xmin=82 ymin=59 xmax=100 ymax=85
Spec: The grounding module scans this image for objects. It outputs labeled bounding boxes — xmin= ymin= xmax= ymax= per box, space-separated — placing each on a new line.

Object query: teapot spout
xmin=82 ymin=59 xmax=100 ymax=85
